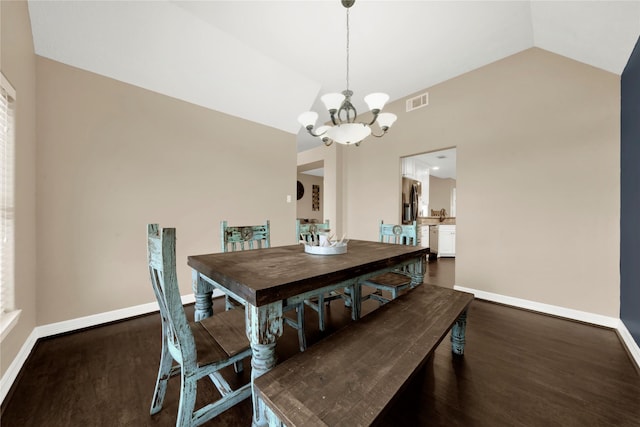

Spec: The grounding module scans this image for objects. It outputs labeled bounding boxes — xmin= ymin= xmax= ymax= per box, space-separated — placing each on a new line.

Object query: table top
xmin=188 ymin=240 xmax=428 ymax=307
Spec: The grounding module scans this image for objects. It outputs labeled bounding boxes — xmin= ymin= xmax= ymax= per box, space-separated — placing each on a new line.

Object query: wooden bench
xmin=254 ymin=284 xmax=474 ymax=427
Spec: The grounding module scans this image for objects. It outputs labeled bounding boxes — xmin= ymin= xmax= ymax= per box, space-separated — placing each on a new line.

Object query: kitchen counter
xmin=417 ymin=219 xmax=456 ymax=258
xmin=418 ymin=216 xmax=456 ymax=225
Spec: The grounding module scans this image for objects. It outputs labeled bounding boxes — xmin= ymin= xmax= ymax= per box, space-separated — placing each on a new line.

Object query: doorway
xmin=296 ymin=162 xmax=324 ymax=224
xmin=401 ymin=148 xmax=456 ymax=218
xmin=401 ymin=148 xmax=456 ymax=257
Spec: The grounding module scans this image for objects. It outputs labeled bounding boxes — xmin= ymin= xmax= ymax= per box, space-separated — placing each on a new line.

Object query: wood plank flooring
xmin=2 ymin=258 xmax=639 ymax=426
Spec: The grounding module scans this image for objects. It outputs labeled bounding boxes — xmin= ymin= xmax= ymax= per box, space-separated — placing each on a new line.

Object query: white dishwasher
xmin=437 ymin=225 xmax=456 ymax=257
xmin=429 ymin=225 xmax=438 ymax=257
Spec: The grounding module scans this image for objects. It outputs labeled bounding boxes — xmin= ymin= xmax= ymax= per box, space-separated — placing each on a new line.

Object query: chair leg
xmin=297 ymin=304 xmax=307 ymax=352
xmin=354 ymin=285 xmax=362 ymax=321
xmin=318 ymin=294 xmax=326 ymax=332
xmin=343 ymin=287 xmax=353 ymax=307
xmin=150 ymin=331 xmax=174 ymax=415
xmin=177 ymin=372 xmax=197 ymax=427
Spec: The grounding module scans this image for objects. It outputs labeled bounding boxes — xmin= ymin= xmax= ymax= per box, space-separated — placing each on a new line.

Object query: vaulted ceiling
xmin=27 ymin=1 xmax=640 ymax=152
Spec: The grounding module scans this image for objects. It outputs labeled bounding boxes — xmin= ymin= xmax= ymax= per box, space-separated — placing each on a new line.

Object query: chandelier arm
xmin=366 ymin=109 xmax=381 ymax=126
xmin=329 ymin=112 xmax=339 ymax=126
xmin=305 ymin=126 xmax=326 ymax=138
xmin=370 ymin=128 xmax=389 ymax=138
xmin=323 ymin=138 xmax=334 ymax=147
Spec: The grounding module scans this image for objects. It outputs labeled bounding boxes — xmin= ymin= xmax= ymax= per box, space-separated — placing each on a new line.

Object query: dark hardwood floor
xmin=2 ymin=258 xmax=639 ymax=426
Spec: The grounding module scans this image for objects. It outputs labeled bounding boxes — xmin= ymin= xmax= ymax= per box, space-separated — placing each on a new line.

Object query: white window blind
xmin=1 ymin=72 xmax=16 ymax=319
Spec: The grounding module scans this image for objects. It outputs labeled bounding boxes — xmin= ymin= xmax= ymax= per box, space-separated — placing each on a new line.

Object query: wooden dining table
xmin=187 ymin=239 xmax=428 ymax=427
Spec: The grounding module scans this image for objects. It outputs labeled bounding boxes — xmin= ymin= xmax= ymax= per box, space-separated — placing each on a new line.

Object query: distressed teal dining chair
xmin=359 ymin=220 xmax=421 ymax=309
xmin=296 ymin=220 xmax=355 ymax=331
xmin=147 ymin=224 xmax=251 ymax=427
xmin=221 ymin=220 xmax=308 ymax=352
xmin=220 ymin=220 xmax=271 ymax=311
xmin=296 ymin=219 xmax=331 ymax=245
xmin=221 ymin=220 xmax=271 ymax=253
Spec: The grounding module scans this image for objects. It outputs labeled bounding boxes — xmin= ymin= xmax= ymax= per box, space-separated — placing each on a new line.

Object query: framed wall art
xmin=312 ymin=185 xmax=320 ymax=211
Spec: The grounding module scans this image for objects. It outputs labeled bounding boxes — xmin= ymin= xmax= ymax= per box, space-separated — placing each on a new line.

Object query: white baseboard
xmin=617 ymin=320 xmax=640 ymax=370
xmin=36 ymin=301 xmax=160 ymax=338
xmin=0 ymin=327 xmax=38 ymax=403
xmin=0 ymin=290 xmax=223 ymax=404
xmin=454 ymin=285 xmax=619 ymax=327
xmin=454 ymin=285 xmax=640 ymax=368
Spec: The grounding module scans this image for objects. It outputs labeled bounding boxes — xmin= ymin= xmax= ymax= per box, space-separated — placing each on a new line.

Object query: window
xmin=1 ymin=72 xmax=19 ymax=340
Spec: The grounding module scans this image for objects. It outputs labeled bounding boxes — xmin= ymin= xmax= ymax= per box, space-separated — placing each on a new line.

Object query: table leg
xmin=246 ymin=302 xmax=283 ymax=427
xmin=191 ymin=270 xmax=213 ymax=321
xmin=451 ymin=309 xmax=468 ymax=355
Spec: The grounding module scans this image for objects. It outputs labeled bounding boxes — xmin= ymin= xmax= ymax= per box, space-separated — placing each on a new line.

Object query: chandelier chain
xmin=346 ymin=7 xmax=350 ymax=92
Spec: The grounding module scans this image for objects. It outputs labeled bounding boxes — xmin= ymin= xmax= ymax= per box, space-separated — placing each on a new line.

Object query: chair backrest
xmin=221 ymin=220 xmax=270 ymax=252
xmin=147 ymin=224 xmax=196 ymax=367
xmin=296 ymin=219 xmax=330 ymax=243
xmin=378 ymin=220 xmax=418 ymax=246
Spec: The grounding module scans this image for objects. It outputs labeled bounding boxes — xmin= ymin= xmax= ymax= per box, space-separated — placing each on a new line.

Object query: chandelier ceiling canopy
xmin=297 ymin=0 xmax=397 ymax=147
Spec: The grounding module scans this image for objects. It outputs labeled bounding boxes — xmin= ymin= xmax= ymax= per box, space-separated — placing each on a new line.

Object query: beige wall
xmin=1 ymin=0 xmax=38 ymax=377
xmin=296 ymin=173 xmax=323 ymax=223
xmin=429 ymin=176 xmax=456 ymax=215
xmin=343 ymin=48 xmax=620 ymax=317
xmin=35 ymin=57 xmax=297 ymax=325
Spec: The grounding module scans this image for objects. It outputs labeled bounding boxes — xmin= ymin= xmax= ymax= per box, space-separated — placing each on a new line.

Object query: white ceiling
xmin=301 ymin=168 xmax=325 ymax=177
xmin=27 ymin=1 xmax=640 ymax=152
xmin=304 ymin=148 xmax=457 ymax=178
xmin=408 ymin=148 xmax=457 ymax=180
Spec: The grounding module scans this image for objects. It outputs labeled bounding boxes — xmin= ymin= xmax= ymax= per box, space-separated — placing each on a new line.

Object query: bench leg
xmin=450 ymin=309 xmax=468 ymax=356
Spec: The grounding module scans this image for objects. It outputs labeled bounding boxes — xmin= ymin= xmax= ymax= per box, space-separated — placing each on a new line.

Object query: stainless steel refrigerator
xmin=401 ymin=177 xmax=421 ymax=224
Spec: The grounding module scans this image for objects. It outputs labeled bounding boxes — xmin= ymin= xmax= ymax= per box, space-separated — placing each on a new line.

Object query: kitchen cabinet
xmin=438 ymin=225 xmax=456 ymax=257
